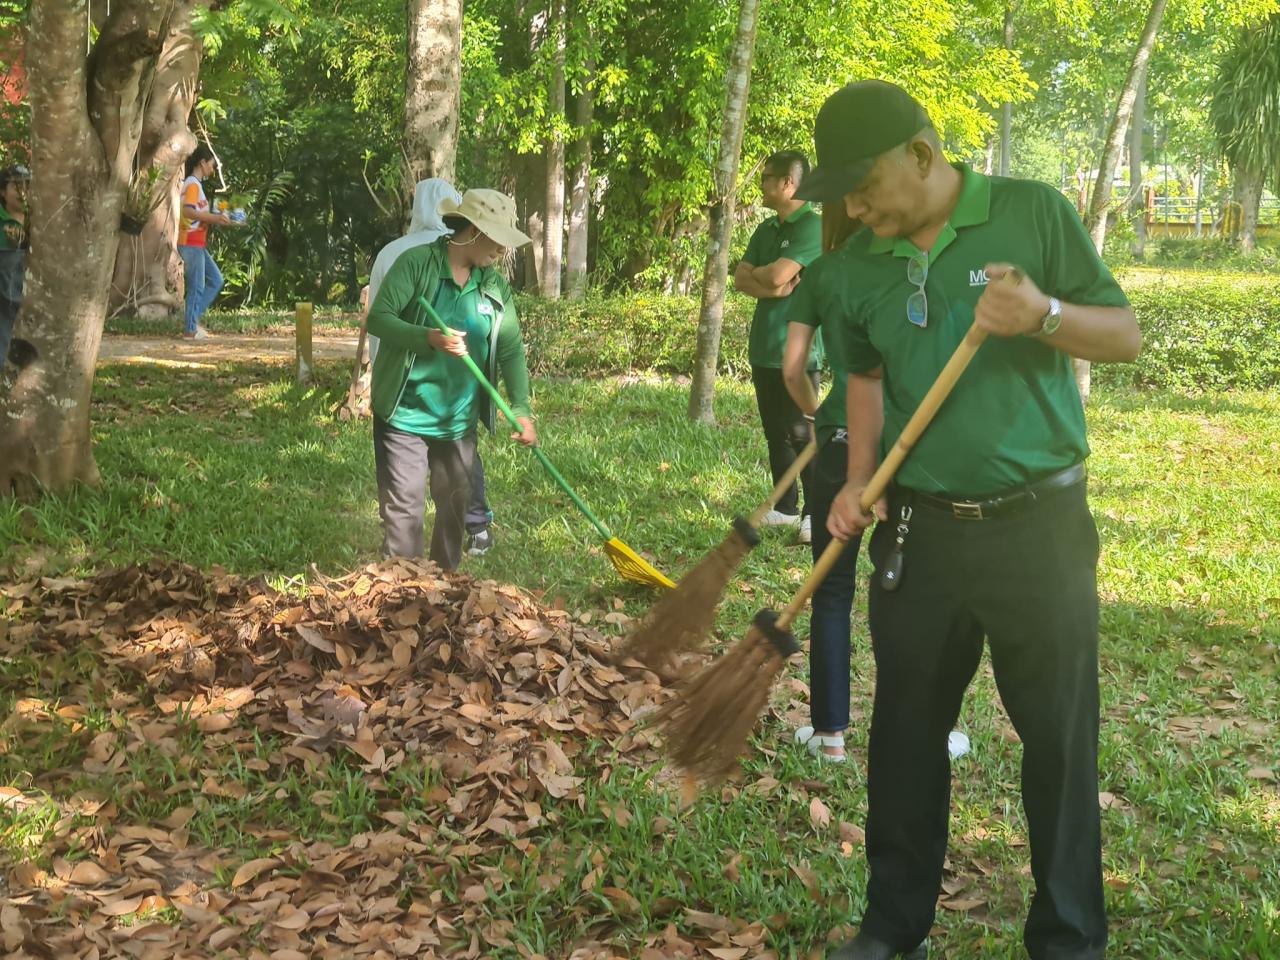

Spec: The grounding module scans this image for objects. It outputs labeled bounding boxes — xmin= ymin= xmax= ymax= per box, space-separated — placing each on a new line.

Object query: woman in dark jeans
xmin=782 ymin=202 xmax=862 ymax=762
xmin=783 ymin=203 xmax=970 ymax=764
xmin=0 ymin=164 xmax=30 ymax=365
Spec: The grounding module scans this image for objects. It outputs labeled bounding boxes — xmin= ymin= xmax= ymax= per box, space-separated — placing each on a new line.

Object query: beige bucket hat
xmin=437 ymin=189 xmax=532 ymax=248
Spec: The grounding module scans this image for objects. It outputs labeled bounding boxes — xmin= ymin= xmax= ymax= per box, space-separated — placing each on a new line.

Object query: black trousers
xmin=465 ymin=453 xmax=493 ymax=533
xmin=373 ymin=418 xmax=476 ymax=570
xmin=807 ymin=431 xmax=863 ymax=732
xmin=861 ymin=481 xmax=1106 ymax=960
xmin=750 ymin=365 xmax=817 ymax=517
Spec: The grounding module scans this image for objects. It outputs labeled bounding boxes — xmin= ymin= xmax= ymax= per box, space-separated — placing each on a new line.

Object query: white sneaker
xmin=183 ymin=327 xmax=210 ymax=340
xmin=799 ymin=516 xmax=812 ymax=544
xmin=761 ymin=510 xmax=800 ymax=528
xmin=795 ymin=725 xmax=846 ymax=763
xmin=948 ymin=730 xmax=971 ymax=760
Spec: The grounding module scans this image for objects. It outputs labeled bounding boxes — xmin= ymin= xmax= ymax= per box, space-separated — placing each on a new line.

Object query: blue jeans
xmin=0 ymin=249 xmax=23 ymax=365
xmin=178 ymin=245 xmax=223 ymax=334
xmin=808 ymin=431 xmax=863 ymax=732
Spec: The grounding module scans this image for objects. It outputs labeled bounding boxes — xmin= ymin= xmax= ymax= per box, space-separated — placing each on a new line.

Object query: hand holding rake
xmin=654 ymin=315 xmax=993 ymax=787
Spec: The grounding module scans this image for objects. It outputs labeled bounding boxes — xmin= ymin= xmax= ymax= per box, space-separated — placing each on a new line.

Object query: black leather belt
xmin=906 ymin=462 xmax=1086 ymax=521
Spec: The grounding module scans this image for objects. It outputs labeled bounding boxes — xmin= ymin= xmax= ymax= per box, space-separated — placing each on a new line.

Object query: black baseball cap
xmin=794 ymin=80 xmax=931 ymax=202
xmin=0 ymin=165 xmax=31 ymax=183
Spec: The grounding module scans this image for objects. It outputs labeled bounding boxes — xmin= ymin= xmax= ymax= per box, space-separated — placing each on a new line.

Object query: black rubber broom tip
xmin=752 ymin=607 xmax=799 ymax=657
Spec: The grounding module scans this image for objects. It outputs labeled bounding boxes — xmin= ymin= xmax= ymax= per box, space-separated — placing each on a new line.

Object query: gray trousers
xmin=373 ymin=418 xmax=476 ymax=571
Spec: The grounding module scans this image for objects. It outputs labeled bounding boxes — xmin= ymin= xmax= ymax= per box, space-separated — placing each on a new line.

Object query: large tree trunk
xmin=1079 ymin=0 xmax=1167 ymax=402
xmin=687 ymin=0 xmax=761 ymax=424
xmin=108 ymin=5 xmax=202 ymax=320
xmin=2 ymin=0 xmax=182 ymax=496
xmin=1128 ymin=74 xmax=1146 ymax=256
xmin=565 ymin=44 xmax=593 ymax=300
xmin=540 ymin=0 xmax=566 ymax=298
xmin=403 ymin=0 xmax=461 ymax=207
xmin=999 ymin=3 xmax=1013 ymax=177
xmin=1234 ymin=165 xmax=1263 ymax=253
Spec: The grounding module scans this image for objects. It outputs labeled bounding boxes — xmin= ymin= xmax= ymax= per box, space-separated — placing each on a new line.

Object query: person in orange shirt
xmin=177 ymin=145 xmax=241 ymax=339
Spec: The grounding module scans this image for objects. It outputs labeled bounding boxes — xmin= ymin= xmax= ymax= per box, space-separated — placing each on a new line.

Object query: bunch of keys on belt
xmin=880 ymin=504 xmax=913 ymax=591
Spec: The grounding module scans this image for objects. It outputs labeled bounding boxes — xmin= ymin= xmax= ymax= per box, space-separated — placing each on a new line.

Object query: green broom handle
xmin=418 ymin=296 xmax=615 ymax=541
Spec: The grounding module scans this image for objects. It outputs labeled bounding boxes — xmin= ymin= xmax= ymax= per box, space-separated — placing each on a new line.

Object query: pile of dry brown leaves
xmin=0 ymin=561 xmax=782 ymax=959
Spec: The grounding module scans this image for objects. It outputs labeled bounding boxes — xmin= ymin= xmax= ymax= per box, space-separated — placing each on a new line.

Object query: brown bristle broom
xmin=613 ymin=439 xmax=818 ymax=673
xmin=656 ymin=316 xmax=996 ymax=787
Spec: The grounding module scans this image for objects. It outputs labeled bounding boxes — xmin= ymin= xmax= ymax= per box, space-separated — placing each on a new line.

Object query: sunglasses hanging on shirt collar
xmin=907 ymin=250 xmax=928 ymax=328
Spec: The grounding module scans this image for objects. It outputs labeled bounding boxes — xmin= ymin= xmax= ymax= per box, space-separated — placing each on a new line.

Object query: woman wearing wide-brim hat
xmin=366 ymin=188 xmax=537 ymax=571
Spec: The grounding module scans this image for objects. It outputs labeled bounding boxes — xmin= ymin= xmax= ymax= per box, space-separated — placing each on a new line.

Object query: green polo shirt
xmin=388 ymin=268 xmax=491 ymax=439
xmin=742 ymin=202 xmax=823 ymax=369
xmin=0 ymin=206 xmax=24 ymax=252
xmin=841 ymin=165 xmax=1130 ymax=496
xmin=785 ymin=240 xmax=860 ymax=443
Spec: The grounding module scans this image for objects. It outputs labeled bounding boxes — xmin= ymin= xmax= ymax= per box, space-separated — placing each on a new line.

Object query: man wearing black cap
xmin=806 ymin=81 xmax=1141 ymax=959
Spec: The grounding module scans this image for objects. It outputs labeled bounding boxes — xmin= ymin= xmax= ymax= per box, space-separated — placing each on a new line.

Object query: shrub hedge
xmin=517 ymin=271 xmax=1280 ymax=391
xmin=516 ymin=292 xmax=754 ymax=379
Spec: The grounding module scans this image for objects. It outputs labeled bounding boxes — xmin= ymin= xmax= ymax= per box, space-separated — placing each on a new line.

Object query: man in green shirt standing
xmin=367 ymin=189 xmax=537 ymax=571
xmin=734 ymin=151 xmax=823 ymax=542
xmin=805 ymin=82 xmax=1141 ymax=960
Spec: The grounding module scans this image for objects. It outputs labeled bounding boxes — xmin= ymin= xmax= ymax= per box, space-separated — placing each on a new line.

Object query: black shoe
xmin=465 ymin=527 xmax=493 ymax=556
xmin=828 ymin=933 xmax=928 ymax=960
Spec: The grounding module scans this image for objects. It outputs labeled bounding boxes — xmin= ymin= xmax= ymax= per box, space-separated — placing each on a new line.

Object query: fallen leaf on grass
xmin=809 ymin=797 xmax=831 ymax=830
xmin=231 ymin=857 xmax=279 ymax=888
xmin=98 ymin=895 xmax=145 ymax=917
xmin=839 ymin=821 xmax=865 ymax=845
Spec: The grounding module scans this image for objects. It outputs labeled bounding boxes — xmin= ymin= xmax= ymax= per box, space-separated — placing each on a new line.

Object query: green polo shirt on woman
xmin=841 ymin=165 xmax=1130 ymax=496
xmin=785 ymin=240 xmax=860 ymax=443
xmin=742 ymin=202 xmax=824 ymax=369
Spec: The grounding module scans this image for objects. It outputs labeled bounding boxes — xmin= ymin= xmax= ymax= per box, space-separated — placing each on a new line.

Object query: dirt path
xmin=98 ymin=329 xmax=359 ymax=367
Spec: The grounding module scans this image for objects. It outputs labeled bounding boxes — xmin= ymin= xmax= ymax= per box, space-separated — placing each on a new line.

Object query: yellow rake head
xmin=605 ymin=537 xmax=675 ymax=590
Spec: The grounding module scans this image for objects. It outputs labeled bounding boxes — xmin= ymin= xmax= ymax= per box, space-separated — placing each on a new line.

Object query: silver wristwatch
xmin=1033 ymin=296 xmax=1062 ymax=337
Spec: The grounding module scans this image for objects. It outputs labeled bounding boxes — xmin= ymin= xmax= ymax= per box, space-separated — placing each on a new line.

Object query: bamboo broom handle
xmin=776 ymin=322 xmax=990 ymax=629
xmin=747 ymin=438 xmax=819 ymax=528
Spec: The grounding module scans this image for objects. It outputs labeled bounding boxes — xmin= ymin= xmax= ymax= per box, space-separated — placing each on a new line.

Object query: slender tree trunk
xmin=1128 ymin=73 xmax=1146 ymax=256
xmin=565 ymin=45 xmax=593 ymax=299
xmin=687 ymin=0 xmax=761 ymax=424
xmin=1235 ymin=165 xmax=1263 ymax=253
xmin=1084 ymin=0 xmax=1168 ymax=253
xmin=983 ymin=135 xmax=996 ymax=175
xmin=107 ymin=5 xmax=201 ymax=320
xmin=999 ymin=3 xmax=1014 ymax=177
xmin=1078 ymin=0 xmax=1168 ymax=402
xmin=2 ymin=0 xmax=182 ymax=497
xmin=515 ymin=150 xmax=546 ymax=291
xmin=540 ymin=0 xmax=566 ymax=298
xmin=403 ymin=0 xmax=461 ymax=206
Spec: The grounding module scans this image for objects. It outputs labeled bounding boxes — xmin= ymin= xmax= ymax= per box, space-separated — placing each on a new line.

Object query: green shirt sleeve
xmin=367 ymin=249 xmax=436 ymax=354
xmin=786 ymin=212 xmax=822 ymax=268
xmin=740 ymin=223 xmax=763 ymax=267
xmin=495 ymin=282 xmax=532 ymax=421
xmin=843 ymin=304 xmax=882 ymax=376
xmin=786 ymin=260 xmax=821 ymax=328
xmin=1041 ymin=188 xmax=1130 ymax=308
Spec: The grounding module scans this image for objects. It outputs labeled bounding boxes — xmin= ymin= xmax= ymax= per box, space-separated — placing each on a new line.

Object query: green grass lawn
xmin=2 ymin=358 xmax=1278 ymax=957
